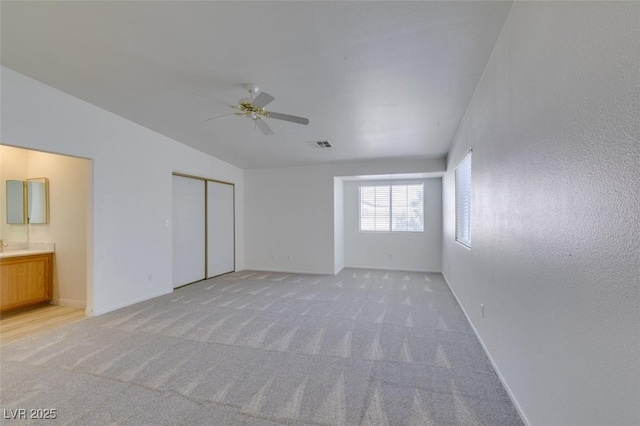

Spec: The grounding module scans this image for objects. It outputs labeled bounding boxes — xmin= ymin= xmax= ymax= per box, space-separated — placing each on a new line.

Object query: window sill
xmin=455 ymin=240 xmax=471 ymax=250
xmin=359 ymin=230 xmax=425 ymax=234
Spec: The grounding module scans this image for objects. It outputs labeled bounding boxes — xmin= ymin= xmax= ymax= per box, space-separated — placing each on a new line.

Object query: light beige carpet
xmin=1 ymin=268 xmax=522 ymax=425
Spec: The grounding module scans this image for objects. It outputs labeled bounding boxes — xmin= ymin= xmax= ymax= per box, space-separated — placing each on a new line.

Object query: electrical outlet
xmin=147 ymin=273 xmax=153 ymax=281
xmin=389 ymin=253 xmax=393 ymax=259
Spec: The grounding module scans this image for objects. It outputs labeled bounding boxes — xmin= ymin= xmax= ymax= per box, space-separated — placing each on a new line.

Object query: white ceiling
xmin=1 ymin=1 xmax=512 ymax=169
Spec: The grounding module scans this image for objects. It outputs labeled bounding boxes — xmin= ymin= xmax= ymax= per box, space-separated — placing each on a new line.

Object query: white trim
xmin=455 ymin=240 xmax=472 ymax=251
xmin=452 ymin=146 xmax=473 ymax=169
xmin=359 ymin=182 xmax=425 ymax=233
xmin=240 ymin=267 xmax=330 ymax=276
xmin=89 ymin=288 xmax=173 ymax=317
xmin=442 ymin=272 xmax=530 ymax=426
xmin=240 ymin=266 xmax=441 ymax=275
xmin=49 ymin=298 xmax=86 ymax=309
xmin=346 ymin=265 xmax=441 ymax=273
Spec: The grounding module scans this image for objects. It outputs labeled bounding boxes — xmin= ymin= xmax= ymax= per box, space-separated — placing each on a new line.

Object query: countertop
xmin=0 ymin=249 xmax=55 ymax=259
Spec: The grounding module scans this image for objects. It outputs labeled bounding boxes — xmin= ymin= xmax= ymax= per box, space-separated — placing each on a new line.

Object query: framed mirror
xmin=27 ymin=178 xmax=49 ymax=224
xmin=6 ymin=180 xmax=26 ymax=224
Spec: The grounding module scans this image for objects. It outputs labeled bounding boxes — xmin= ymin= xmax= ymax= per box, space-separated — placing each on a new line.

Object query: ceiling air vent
xmin=308 ymin=140 xmax=332 ymax=149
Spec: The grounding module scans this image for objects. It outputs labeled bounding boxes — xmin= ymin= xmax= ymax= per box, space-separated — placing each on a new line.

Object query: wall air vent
xmin=308 ymin=140 xmax=332 ymax=149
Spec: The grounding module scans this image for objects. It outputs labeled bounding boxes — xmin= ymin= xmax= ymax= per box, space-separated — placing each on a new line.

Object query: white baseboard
xmin=345 ymin=265 xmax=442 ymax=273
xmin=89 ymin=288 xmax=173 ymax=317
xmin=442 ymin=272 xmax=530 ymax=426
xmin=239 ymin=266 xmax=440 ymax=276
xmin=50 ymin=298 xmax=86 ymax=309
xmin=239 ymin=267 xmax=330 ymax=276
xmin=239 ymin=266 xmax=441 ymax=276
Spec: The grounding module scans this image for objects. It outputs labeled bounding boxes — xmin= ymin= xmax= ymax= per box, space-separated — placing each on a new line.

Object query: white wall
xmin=333 ymin=177 xmax=344 ymax=274
xmin=0 ymin=146 xmax=88 ymax=306
xmin=1 ymin=67 xmax=245 ymax=316
xmin=442 ymin=3 xmax=640 ymax=425
xmin=27 ymin=150 xmax=89 ymax=307
xmin=344 ymin=178 xmax=442 ymax=272
xmin=0 ymin=146 xmax=28 ymax=242
xmin=245 ymin=158 xmax=444 ymax=274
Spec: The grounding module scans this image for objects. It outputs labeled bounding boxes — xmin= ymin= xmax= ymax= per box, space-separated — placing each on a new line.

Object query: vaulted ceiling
xmin=1 ymin=1 xmax=512 ymax=169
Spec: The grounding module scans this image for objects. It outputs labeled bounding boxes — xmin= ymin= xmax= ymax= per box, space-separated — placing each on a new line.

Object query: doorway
xmin=0 ymin=145 xmax=91 ymax=343
xmin=0 ymin=145 xmax=91 ymax=310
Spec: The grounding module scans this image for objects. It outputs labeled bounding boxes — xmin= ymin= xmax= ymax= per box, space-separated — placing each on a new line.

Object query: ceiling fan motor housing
xmin=245 ymin=84 xmax=260 ymax=96
xmin=206 ymin=85 xmax=308 ymax=135
xmin=237 ymin=101 xmax=269 ymax=119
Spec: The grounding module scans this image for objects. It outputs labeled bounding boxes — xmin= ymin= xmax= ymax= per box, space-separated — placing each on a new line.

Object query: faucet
xmin=0 ymin=240 xmax=7 ymax=253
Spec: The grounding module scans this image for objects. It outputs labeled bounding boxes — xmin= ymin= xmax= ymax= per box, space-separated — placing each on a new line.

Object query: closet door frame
xmin=206 ymin=179 xmax=235 ymax=278
xmin=172 ymin=174 xmax=206 ymax=288
xmin=172 ymin=172 xmax=235 ymax=283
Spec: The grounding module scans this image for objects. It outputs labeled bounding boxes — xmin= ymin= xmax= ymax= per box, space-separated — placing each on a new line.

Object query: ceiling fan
xmin=206 ymin=84 xmax=309 ymax=135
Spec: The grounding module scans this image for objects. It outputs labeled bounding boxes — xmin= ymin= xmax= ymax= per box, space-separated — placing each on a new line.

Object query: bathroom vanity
xmin=2 ymin=175 xmax=54 ymax=312
xmin=0 ymin=250 xmax=54 ymax=313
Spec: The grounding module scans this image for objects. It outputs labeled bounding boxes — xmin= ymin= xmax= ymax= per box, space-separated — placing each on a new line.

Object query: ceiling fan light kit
xmin=206 ymin=84 xmax=310 ymax=135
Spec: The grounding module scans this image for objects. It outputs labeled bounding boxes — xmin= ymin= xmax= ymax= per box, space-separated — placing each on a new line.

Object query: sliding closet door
xmin=207 ymin=181 xmax=235 ymax=278
xmin=172 ymin=175 xmax=206 ymax=288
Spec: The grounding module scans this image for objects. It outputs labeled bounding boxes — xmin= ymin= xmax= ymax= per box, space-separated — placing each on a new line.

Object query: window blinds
xmin=360 ymin=185 xmax=390 ymax=231
xmin=360 ymin=184 xmax=424 ymax=232
xmin=455 ymin=152 xmax=472 ymax=247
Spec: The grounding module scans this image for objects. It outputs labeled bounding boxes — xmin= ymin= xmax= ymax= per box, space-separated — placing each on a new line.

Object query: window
xmin=455 ymin=151 xmax=472 ymax=247
xmin=360 ymin=184 xmax=424 ymax=232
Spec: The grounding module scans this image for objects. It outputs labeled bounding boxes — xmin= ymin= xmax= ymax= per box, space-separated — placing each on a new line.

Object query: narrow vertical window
xmin=455 ymin=152 xmax=472 ymax=247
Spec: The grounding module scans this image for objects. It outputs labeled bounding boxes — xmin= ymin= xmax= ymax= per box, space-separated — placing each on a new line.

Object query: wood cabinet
xmin=1 ymin=253 xmax=53 ymax=313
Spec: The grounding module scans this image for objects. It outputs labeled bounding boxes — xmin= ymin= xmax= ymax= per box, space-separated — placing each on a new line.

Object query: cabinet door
xmin=1 ymin=254 xmax=51 ymax=312
xmin=207 ymin=181 xmax=234 ymax=278
xmin=172 ymin=175 xmax=206 ymax=288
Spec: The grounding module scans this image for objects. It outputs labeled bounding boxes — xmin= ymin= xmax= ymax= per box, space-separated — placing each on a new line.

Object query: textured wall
xmin=245 ymin=158 xmax=445 ymax=275
xmin=0 ymin=146 xmax=29 ymax=242
xmin=344 ymin=178 xmax=442 ymax=272
xmin=27 ymin=150 xmax=89 ymax=307
xmin=2 ymin=67 xmax=245 ymax=315
xmin=442 ymin=2 xmax=639 ymax=425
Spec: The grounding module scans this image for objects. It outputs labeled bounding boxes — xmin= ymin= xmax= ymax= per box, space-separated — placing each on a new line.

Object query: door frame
xmin=172 ymin=172 xmax=235 ymax=282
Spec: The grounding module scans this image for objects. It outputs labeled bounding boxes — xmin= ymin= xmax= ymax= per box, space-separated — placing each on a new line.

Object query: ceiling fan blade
xmin=252 ymin=92 xmax=275 ymax=109
xmin=268 ymin=112 xmax=309 ymax=125
xmin=255 ymin=118 xmax=274 ymax=135
xmin=205 ymin=112 xmax=236 ymax=121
